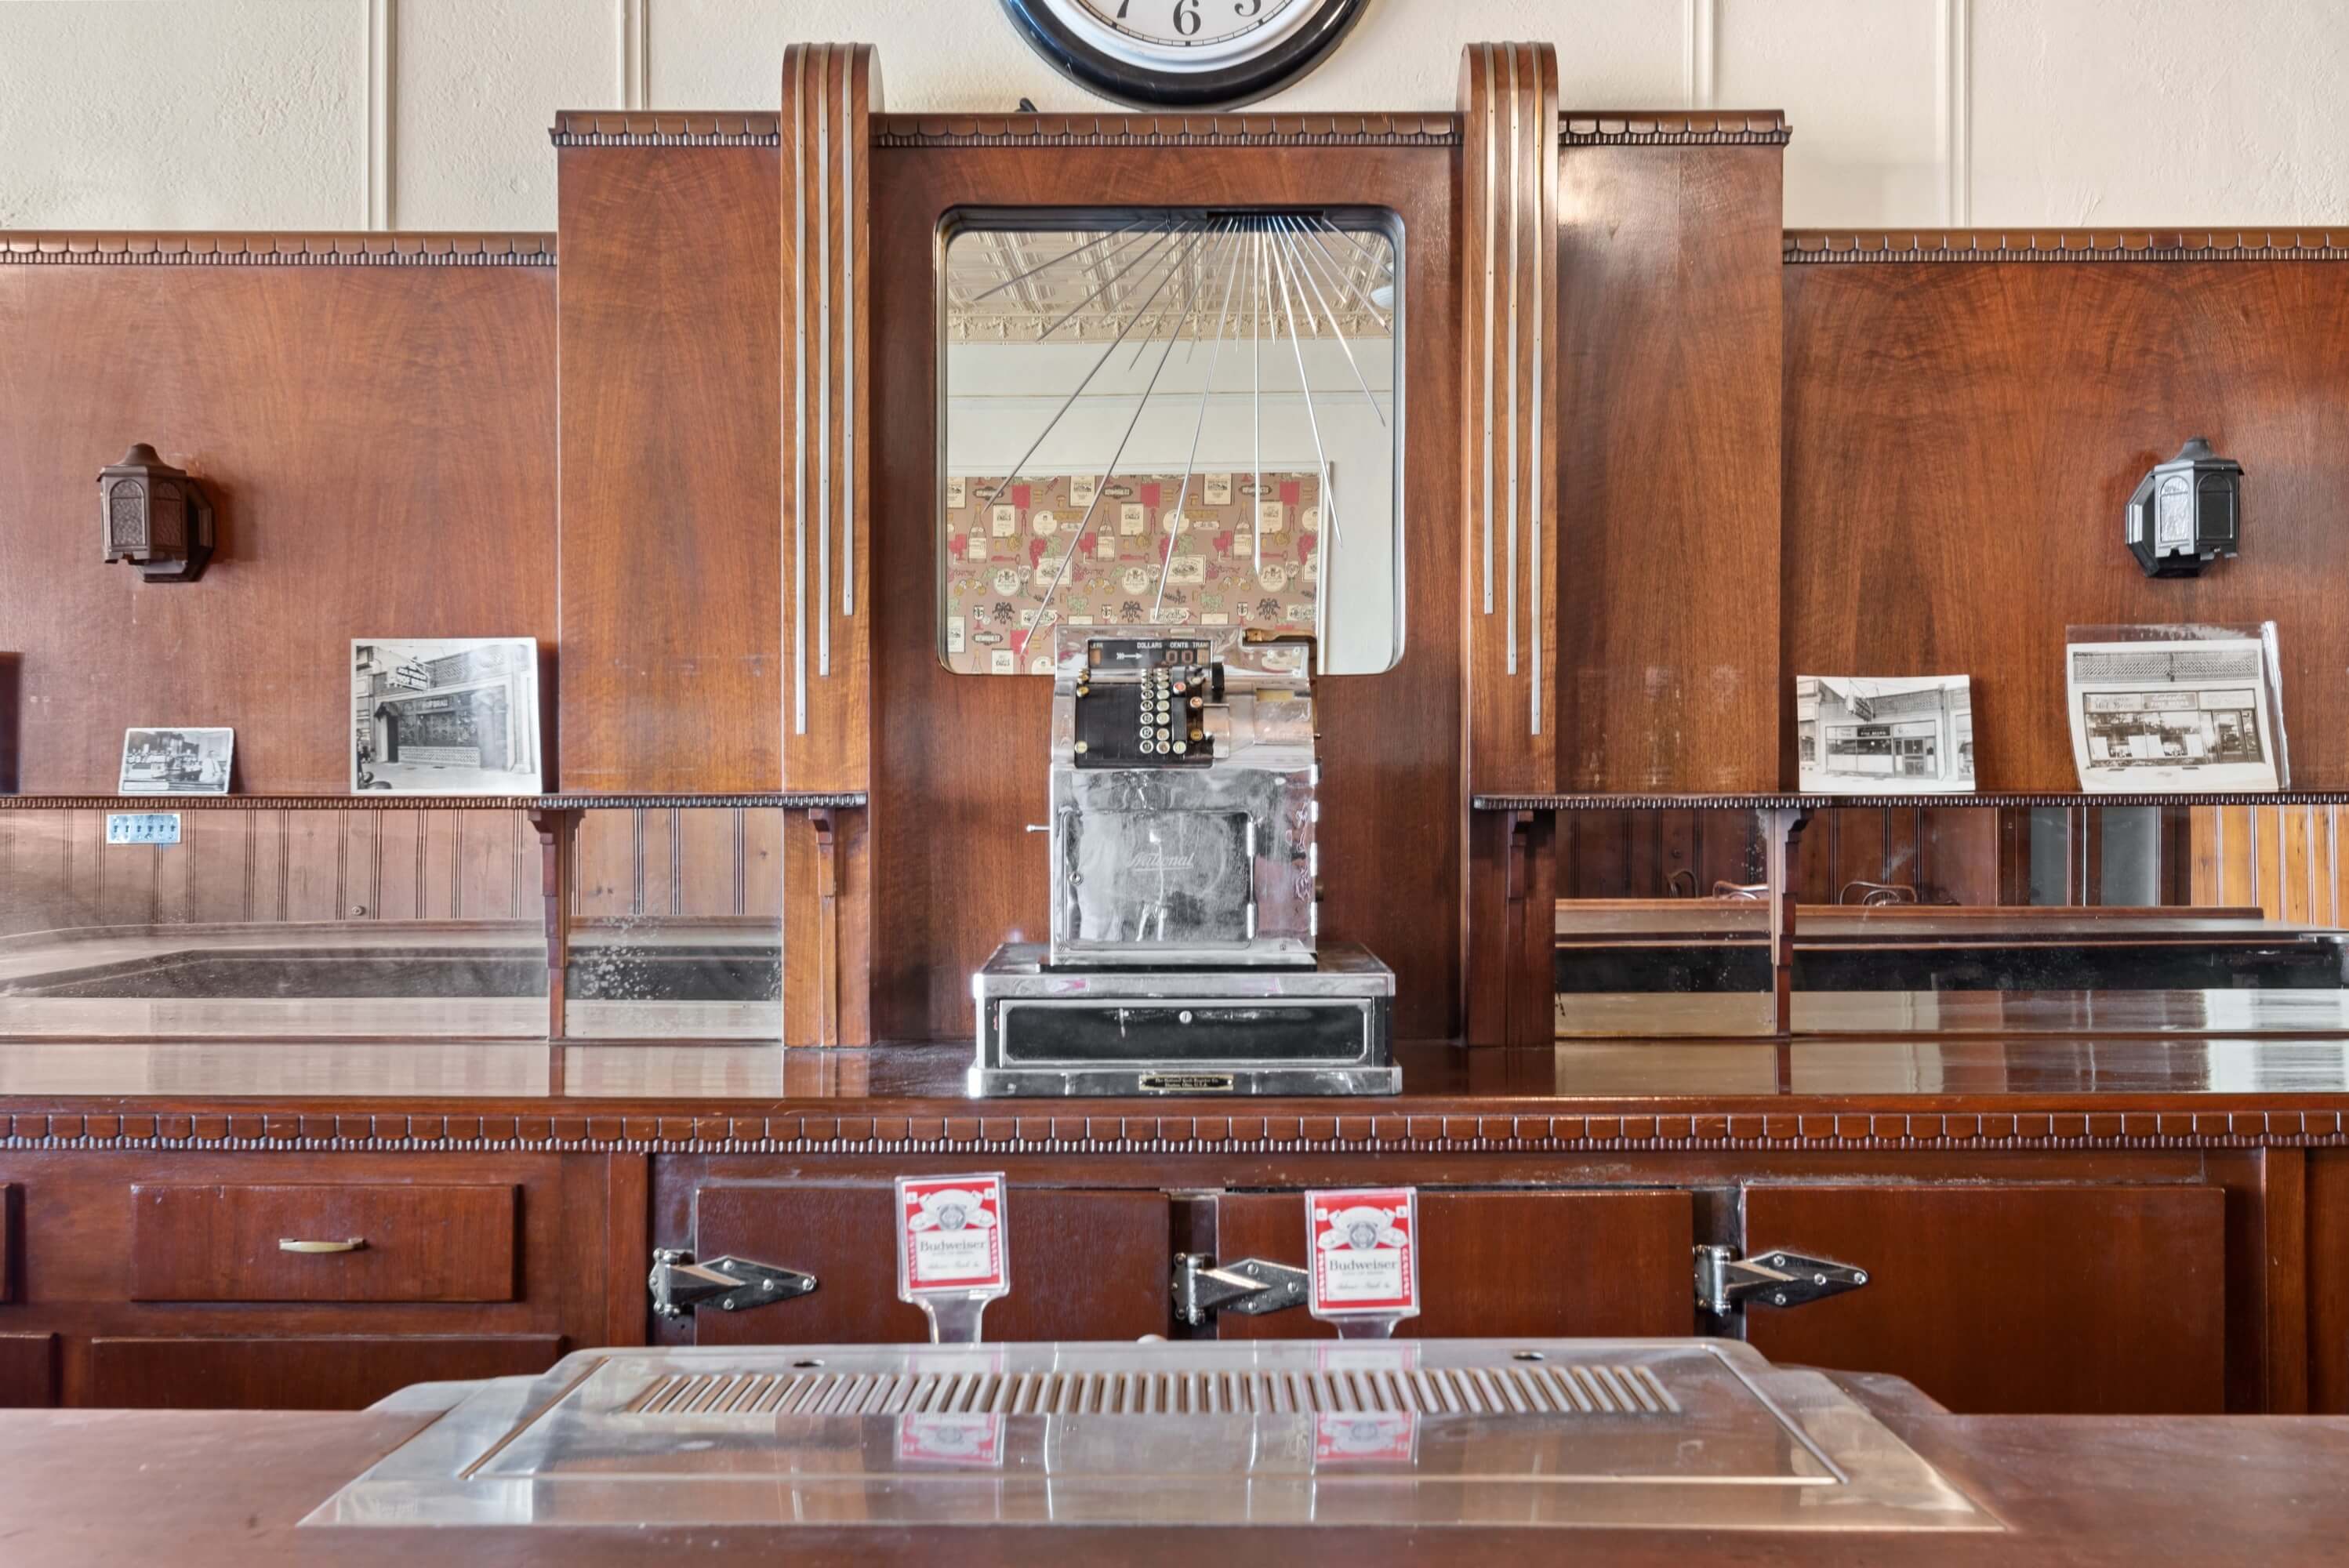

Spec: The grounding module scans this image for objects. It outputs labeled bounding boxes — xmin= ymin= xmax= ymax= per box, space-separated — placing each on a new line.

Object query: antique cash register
xmin=970 ymin=626 xmax=1398 ymax=1097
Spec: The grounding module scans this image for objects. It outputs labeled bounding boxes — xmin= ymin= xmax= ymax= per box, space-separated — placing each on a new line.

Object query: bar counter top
xmin=2 ymin=1401 xmax=2344 ymax=1566
xmin=0 ymin=1036 xmax=2344 ymax=1152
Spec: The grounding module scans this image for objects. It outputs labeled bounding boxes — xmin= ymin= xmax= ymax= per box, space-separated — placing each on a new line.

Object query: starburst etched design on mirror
xmin=939 ymin=209 xmax=1401 ymax=676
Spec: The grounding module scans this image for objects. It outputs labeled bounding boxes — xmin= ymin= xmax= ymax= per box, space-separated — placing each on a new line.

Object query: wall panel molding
xmin=0 ymin=232 xmax=552 ymax=265
xmin=872 ymin=113 xmax=1456 ymax=147
xmin=1559 ymin=111 xmax=1787 ymax=146
xmin=1785 ymin=229 xmax=2349 ymax=262
xmin=1683 ymin=0 xmax=1716 ymax=111
xmin=1937 ymin=0 xmax=1971 ymax=226
xmin=550 ymin=110 xmax=779 ymax=145
xmin=367 ymin=0 xmax=398 ymax=230
xmin=621 ymin=0 xmax=651 ymax=110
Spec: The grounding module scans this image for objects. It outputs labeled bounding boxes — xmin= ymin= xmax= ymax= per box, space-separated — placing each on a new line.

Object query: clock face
xmin=1053 ymin=0 xmax=1316 ymax=62
xmin=1002 ymin=0 xmax=1368 ymax=108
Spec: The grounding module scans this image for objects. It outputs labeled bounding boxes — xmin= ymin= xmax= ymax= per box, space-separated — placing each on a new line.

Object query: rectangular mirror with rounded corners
xmin=939 ymin=207 xmax=1402 ymax=675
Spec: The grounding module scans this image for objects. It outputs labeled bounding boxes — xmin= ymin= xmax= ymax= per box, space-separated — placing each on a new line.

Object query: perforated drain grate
xmin=625 ymin=1362 xmax=1682 ymax=1418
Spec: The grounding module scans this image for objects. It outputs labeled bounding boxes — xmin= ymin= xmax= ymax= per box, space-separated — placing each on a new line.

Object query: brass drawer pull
xmin=278 ymin=1238 xmax=368 ymax=1254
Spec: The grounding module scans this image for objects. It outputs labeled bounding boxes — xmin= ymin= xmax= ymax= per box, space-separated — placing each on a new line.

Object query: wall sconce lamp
xmin=99 ymin=444 xmax=214 ymax=583
xmin=2126 ymin=437 xmax=2242 ymax=579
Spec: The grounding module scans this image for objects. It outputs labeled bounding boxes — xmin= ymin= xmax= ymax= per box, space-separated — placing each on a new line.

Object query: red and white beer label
xmin=1313 ymin=1410 xmax=1419 ymax=1465
xmin=896 ymin=1173 xmax=1009 ymax=1300
xmin=1305 ymin=1186 xmax=1420 ymax=1319
xmin=896 ymin=1412 xmax=1006 ymax=1468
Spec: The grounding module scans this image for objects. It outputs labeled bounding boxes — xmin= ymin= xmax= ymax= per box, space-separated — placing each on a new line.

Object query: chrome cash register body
xmin=970 ymin=628 xmax=1397 ymax=1096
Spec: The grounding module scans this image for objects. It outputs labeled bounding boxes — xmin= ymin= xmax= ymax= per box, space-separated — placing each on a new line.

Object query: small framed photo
xmin=119 ymin=728 xmax=234 ymax=796
xmin=1796 ymin=676 xmax=1975 ymax=794
xmin=351 ymin=637 xmax=543 ymax=794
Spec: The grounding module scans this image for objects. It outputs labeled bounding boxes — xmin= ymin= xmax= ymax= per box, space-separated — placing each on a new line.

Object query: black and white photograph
xmin=117 ymin=727 xmax=233 ymax=796
xmin=1795 ymin=677 xmax=1975 ymax=793
xmin=351 ymin=638 xmax=542 ymax=795
xmin=2066 ymin=634 xmax=2283 ymax=793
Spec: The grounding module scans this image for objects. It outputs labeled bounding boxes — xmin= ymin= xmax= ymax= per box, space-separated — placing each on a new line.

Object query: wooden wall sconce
xmin=98 ymin=443 xmax=214 ymax=582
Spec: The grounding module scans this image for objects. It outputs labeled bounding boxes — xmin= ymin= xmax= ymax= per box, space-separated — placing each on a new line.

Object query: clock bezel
xmin=999 ymin=0 xmax=1374 ymax=111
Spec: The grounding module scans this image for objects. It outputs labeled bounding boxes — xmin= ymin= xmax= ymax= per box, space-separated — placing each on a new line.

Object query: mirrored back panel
xmin=939 ymin=208 xmax=1402 ymax=676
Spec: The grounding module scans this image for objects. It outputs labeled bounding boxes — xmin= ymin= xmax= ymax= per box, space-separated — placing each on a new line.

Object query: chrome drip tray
xmin=304 ymin=1340 xmax=1999 ymax=1532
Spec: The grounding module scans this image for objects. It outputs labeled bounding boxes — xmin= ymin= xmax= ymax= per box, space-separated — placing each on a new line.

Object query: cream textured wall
xmin=2 ymin=0 xmax=2345 ymax=232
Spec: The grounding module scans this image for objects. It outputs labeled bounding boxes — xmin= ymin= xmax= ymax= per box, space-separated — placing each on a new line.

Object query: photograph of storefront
xmin=2064 ymin=637 xmax=2282 ymax=792
xmin=351 ymin=637 xmax=542 ymax=793
xmin=2080 ymin=689 xmax=2263 ymax=769
xmin=118 ymin=727 xmax=233 ymax=795
xmin=1796 ymin=675 xmax=1974 ymax=793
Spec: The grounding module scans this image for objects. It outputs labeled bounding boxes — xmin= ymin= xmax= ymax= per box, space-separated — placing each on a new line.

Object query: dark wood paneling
xmin=1745 ymin=1182 xmax=2227 ymax=1414
xmin=870 ymin=142 xmax=1461 ymax=1041
xmin=0 ymin=1334 xmax=56 ymax=1408
xmin=602 ymin=1153 xmax=651 ymax=1348
xmin=84 ymin=1334 xmax=561 ymax=1410
xmin=1784 ymin=259 xmax=2349 ymax=790
xmin=690 ymin=1181 xmax=1169 ymax=1343
xmin=129 ymin=1184 xmax=517 ymax=1303
xmin=1211 ymin=1189 xmax=1691 ymax=1339
xmin=0 ymin=807 xmax=539 ymax=938
xmin=2311 ymin=1150 xmax=2349 ymax=1414
xmin=557 ymin=145 xmax=782 ymax=791
xmin=0 ymin=260 xmax=555 ymax=794
xmin=1558 ymin=144 xmax=1781 ymax=790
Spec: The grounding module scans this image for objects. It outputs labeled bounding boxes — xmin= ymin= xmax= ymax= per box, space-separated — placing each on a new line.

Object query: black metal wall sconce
xmin=2126 ymin=437 xmax=2242 ymax=578
xmin=99 ymin=443 xmax=214 ymax=583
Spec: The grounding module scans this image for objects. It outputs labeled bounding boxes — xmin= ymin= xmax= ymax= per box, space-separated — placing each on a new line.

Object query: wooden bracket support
xmin=525 ymin=808 xmax=581 ymax=1041
xmin=809 ymin=807 xmax=841 ymax=1049
xmin=1764 ymin=806 xmax=1813 ymax=1038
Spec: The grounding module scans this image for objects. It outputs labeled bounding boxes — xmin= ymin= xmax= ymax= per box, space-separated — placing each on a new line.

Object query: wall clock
xmin=1000 ymin=0 xmax=1371 ymax=110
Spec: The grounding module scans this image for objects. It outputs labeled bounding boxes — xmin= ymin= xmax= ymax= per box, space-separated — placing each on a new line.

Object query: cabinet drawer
xmin=87 ymin=1334 xmax=561 ymax=1410
xmin=129 ymin=1184 xmax=517 ymax=1303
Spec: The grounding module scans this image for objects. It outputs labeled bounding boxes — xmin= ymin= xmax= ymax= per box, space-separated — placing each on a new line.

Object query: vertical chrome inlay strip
xmin=841 ymin=49 xmax=856 ymax=617
xmin=815 ymin=45 xmax=833 ymax=678
xmin=1480 ymin=44 xmax=1498 ymax=618
xmin=1503 ymin=44 xmax=1521 ymax=678
xmin=790 ymin=47 xmax=808 ymax=734
xmin=1528 ymin=46 xmax=1546 ymax=735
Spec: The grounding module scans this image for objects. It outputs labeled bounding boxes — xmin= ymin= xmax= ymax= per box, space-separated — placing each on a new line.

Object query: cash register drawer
xmin=129 ymin=1183 xmax=518 ymax=1302
xmin=999 ymin=999 xmax=1378 ymax=1064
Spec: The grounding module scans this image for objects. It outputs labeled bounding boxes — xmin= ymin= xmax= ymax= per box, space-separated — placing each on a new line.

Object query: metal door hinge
xmin=1172 ymin=1254 xmax=1308 ymax=1326
xmin=649 ymin=1248 xmax=819 ymax=1319
xmin=1695 ymin=1243 xmax=1869 ymax=1316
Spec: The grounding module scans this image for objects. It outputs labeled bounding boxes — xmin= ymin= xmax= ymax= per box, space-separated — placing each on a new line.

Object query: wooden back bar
xmin=0 ymin=238 xmax=556 ymax=795
xmin=554 ymin=116 xmax=782 ymax=793
xmin=1559 ymin=117 xmax=1786 ymax=792
xmin=1784 ymin=233 xmax=2349 ymax=791
xmin=13 ymin=57 xmax=2349 ymax=1046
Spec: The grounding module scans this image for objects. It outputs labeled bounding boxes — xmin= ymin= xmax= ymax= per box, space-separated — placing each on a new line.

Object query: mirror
xmin=939 ymin=208 xmax=1402 ymax=675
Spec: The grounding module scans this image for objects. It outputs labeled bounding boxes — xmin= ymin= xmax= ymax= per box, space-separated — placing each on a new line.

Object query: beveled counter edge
xmin=4 ymin=1100 xmax=2346 ymax=1155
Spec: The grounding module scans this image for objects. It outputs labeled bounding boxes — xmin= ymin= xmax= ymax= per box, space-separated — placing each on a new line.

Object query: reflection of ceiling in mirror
xmin=946 ymin=224 xmax=1391 ymax=343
